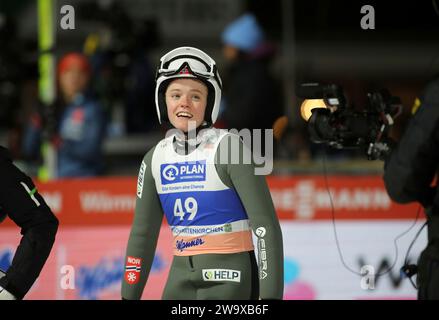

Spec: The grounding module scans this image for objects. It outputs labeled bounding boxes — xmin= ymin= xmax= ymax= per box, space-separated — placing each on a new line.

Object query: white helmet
xmin=155 ymin=46 xmax=222 ymax=126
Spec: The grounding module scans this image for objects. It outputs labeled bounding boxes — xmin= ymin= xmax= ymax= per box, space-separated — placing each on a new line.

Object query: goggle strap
xmin=162 ymin=54 xmax=212 ymax=72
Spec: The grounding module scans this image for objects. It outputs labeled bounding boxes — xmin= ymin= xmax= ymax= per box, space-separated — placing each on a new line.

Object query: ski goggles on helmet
xmin=156 ymin=47 xmax=222 ymax=89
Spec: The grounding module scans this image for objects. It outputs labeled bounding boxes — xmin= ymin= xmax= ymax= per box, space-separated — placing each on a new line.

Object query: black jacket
xmin=0 ymin=146 xmax=58 ymax=299
xmin=383 ymin=79 xmax=439 ymax=210
xmin=221 ymin=58 xmax=283 ymax=131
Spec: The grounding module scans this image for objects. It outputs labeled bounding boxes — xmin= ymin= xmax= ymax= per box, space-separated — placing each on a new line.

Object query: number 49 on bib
xmin=174 ymin=197 xmax=198 ymax=221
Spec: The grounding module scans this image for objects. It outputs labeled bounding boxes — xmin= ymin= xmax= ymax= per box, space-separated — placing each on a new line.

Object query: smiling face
xmin=165 ymin=78 xmax=208 ymax=132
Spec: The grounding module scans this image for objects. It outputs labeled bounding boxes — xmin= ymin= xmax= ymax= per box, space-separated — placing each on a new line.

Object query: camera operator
xmin=383 ymin=78 xmax=439 ymax=300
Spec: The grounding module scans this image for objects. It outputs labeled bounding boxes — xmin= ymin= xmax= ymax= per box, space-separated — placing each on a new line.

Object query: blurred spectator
xmin=219 ymin=13 xmax=283 ymax=132
xmin=79 ymin=1 xmax=160 ymax=135
xmin=273 ymin=118 xmax=312 ymax=162
xmin=0 ymin=14 xmax=38 ymax=158
xmin=22 ymin=52 xmax=107 ymax=178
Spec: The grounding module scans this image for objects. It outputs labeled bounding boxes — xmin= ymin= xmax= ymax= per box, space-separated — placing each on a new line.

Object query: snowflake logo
xmin=127 ymin=272 xmax=137 ymax=283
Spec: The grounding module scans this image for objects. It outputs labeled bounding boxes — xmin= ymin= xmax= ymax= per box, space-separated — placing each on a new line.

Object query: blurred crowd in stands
xmin=0 ymin=1 xmax=420 ymax=178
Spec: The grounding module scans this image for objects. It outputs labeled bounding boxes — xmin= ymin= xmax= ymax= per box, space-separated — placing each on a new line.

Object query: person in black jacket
xmin=219 ymin=13 xmax=283 ymax=133
xmin=0 ymin=146 xmax=58 ymax=300
xmin=383 ymin=78 xmax=439 ymax=300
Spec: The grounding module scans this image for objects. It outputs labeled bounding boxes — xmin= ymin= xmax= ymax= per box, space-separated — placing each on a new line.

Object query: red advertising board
xmin=0 ymin=175 xmax=423 ymax=299
xmin=267 ymin=176 xmax=421 ymax=220
xmin=1 ymin=176 xmax=421 ymax=227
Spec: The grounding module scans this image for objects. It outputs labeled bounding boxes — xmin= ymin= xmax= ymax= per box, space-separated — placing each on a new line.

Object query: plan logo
xmin=161 ymin=161 xmax=206 ymax=185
